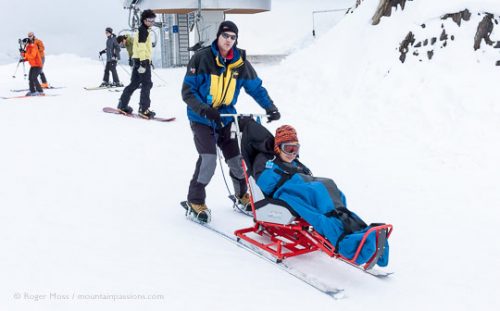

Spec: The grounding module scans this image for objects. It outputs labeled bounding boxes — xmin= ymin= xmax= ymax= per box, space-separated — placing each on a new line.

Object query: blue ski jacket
xmin=182 ymin=41 xmax=275 ymax=127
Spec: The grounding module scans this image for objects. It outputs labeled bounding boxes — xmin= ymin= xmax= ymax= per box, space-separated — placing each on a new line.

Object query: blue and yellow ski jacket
xmin=182 ymin=41 xmax=274 ymax=127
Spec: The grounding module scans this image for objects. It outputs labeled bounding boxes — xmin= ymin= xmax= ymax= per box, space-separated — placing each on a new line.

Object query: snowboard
xmin=102 ymin=107 xmax=175 ymax=122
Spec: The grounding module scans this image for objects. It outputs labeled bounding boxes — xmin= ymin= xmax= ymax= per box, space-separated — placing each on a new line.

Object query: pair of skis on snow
xmin=84 ymin=84 xmax=166 ymax=92
xmin=10 ymin=86 xmax=65 ymax=92
xmin=180 ymin=200 xmax=392 ymax=300
xmin=84 ymin=86 xmax=124 ymax=92
xmin=1 ymin=86 xmax=64 ymax=100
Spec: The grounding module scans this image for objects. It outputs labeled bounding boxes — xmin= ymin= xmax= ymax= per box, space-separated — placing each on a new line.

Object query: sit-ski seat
xmin=248 ymin=176 xmax=297 ymax=225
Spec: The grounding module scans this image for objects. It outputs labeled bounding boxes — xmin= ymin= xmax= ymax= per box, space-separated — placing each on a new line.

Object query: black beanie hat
xmin=216 ymin=21 xmax=239 ymax=38
xmin=105 ymin=27 xmax=113 ymax=34
xmin=141 ymin=9 xmax=157 ymax=22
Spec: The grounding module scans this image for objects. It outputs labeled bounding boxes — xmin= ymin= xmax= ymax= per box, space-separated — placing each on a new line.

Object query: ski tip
xmin=326 ymin=289 xmax=345 ymax=299
xmin=365 ymin=268 xmax=394 ymax=278
xmin=180 ymin=201 xmax=189 ymax=210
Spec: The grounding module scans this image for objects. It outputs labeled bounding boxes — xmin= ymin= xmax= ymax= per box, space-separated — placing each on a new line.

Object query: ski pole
xmin=12 ymin=60 xmax=21 ymax=78
xmin=118 ymin=62 xmax=131 ymax=76
xmin=22 ymin=61 xmax=27 ymax=79
xmin=150 ymin=65 xmax=168 ymax=85
xmin=99 ymin=55 xmax=106 ymax=68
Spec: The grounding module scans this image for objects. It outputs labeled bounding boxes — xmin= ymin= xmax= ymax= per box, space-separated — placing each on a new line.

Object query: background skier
xmin=99 ymin=27 xmax=122 ymax=87
xmin=20 ymin=37 xmax=44 ymax=96
xmin=27 ymin=32 xmax=49 ymax=88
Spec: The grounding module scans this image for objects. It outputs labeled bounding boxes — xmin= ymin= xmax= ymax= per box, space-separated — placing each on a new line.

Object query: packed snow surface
xmin=1 ymin=0 xmax=499 ymax=310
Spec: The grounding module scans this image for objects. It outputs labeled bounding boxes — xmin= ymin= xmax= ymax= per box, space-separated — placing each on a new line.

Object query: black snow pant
xmin=187 ymin=122 xmax=248 ymax=204
xmin=119 ymin=61 xmax=153 ymax=110
xmin=39 ymin=56 xmax=47 ymax=84
xmin=28 ymin=67 xmax=43 ymax=93
xmin=102 ymin=60 xmax=119 ymax=83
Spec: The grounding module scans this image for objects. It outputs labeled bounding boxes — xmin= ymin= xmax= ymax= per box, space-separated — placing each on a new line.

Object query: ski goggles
xmin=280 ymin=142 xmax=300 ymax=155
xmin=221 ymin=32 xmax=237 ymax=41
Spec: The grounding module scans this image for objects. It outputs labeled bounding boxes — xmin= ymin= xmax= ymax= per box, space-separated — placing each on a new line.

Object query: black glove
xmin=266 ymin=109 xmax=281 ymax=123
xmin=19 ymin=58 xmax=26 ymax=63
xmin=200 ymin=106 xmax=222 ymax=125
xmin=99 ymin=50 xmax=106 ymax=56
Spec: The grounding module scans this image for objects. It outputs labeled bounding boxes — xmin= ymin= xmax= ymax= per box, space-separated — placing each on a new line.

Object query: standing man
xmin=27 ymin=32 xmax=49 ymax=88
xmin=117 ymin=9 xmax=157 ymax=119
xmin=181 ymin=20 xmax=281 ymax=222
xmin=99 ymin=27 xmax=123 ymax=87
xmin=20 ymin=37 xmax=44 ymax=96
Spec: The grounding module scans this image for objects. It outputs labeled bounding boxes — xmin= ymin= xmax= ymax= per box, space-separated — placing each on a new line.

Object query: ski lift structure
xmin=122 ymin=0 xmax=271 ymax=68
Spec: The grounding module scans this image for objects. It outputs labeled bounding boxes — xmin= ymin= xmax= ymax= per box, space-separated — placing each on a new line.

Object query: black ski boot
xmin=117 ymin=101 xmax=133 ymax=114
xmin=138 ymin=107 xmax=156 ymax=119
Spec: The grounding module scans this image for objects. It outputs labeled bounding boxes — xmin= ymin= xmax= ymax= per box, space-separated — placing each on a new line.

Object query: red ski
xmin=1 ymin=94 xmax=59 ymax=100
xmin=102 ymin=107 xmax=175 ymax=122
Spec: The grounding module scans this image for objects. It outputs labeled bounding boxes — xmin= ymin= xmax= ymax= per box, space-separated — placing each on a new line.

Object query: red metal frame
xmin=235 ymin=159 xmax=393 ymax=269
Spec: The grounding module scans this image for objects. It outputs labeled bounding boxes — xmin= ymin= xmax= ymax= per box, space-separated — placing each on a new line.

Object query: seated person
xmin=249 ymin=123 xmax=389 ymax=267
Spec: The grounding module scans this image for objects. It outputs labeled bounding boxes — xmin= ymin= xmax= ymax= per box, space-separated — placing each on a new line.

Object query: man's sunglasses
xmin=145 ymin=18 xmax=155 ymax=23
xmin=221 ymin=32 xmax=237 ymax=41
xmin=280 ymin=143 xmax=300 ymax=155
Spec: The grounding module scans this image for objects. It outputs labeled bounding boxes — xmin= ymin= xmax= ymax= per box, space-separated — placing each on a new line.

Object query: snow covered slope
xmin=1 ymin=1 xmax=500 ymax=310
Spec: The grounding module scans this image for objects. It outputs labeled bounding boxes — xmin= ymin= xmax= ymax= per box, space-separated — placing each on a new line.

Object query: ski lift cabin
xmin=123 ymin=0 xmax=271 ymax=68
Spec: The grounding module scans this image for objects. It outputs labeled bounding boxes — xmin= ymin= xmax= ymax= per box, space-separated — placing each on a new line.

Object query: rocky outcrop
xmin=397 ymin=10 xmax=499 ymax=64
xmin=399 ymin=31 xmax=415 ymax=63
xmin=372 ymin=0 xmax=411 ymax=25
xmin=473 ymin=14 xmax=495 ymax=50
xmin=441 ymin=9 xmax=471 ymax=26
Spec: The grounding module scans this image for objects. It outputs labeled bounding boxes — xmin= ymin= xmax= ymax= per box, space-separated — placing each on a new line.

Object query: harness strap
xmin=325 ymin=207 xmax=369 ymax=254
xmin=268 ymin=169 xmax=292 ymax=198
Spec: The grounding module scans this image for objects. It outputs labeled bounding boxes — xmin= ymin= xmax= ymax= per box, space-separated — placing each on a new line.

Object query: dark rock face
xmin=442 ymin=9 xmax=471 ymax=26
xmin=399 ymin=31 xmax=415 ymax=63
xmin=427 ymin=50 xmax=434 ymax=60
xmin=394 ymin=8 xmax=499 ymax=65
xmin=474 ymin=14 xmax=495 ymax=50
xmin=372 ymin=0 xmax=411 ymax=25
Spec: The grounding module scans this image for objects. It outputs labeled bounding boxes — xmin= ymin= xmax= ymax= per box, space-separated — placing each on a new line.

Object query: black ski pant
xmin=119 ymin=61 xmax=153 ymax=110
xmin=39 ymin=56 xmax=47 ymax=84
xmin=28 ymin=67 xmax=43 ymax=93
xmin=102 ymin=60 xmax=119 ymax=83
xmin=187 ymin=122 xmax=247 ymax=204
